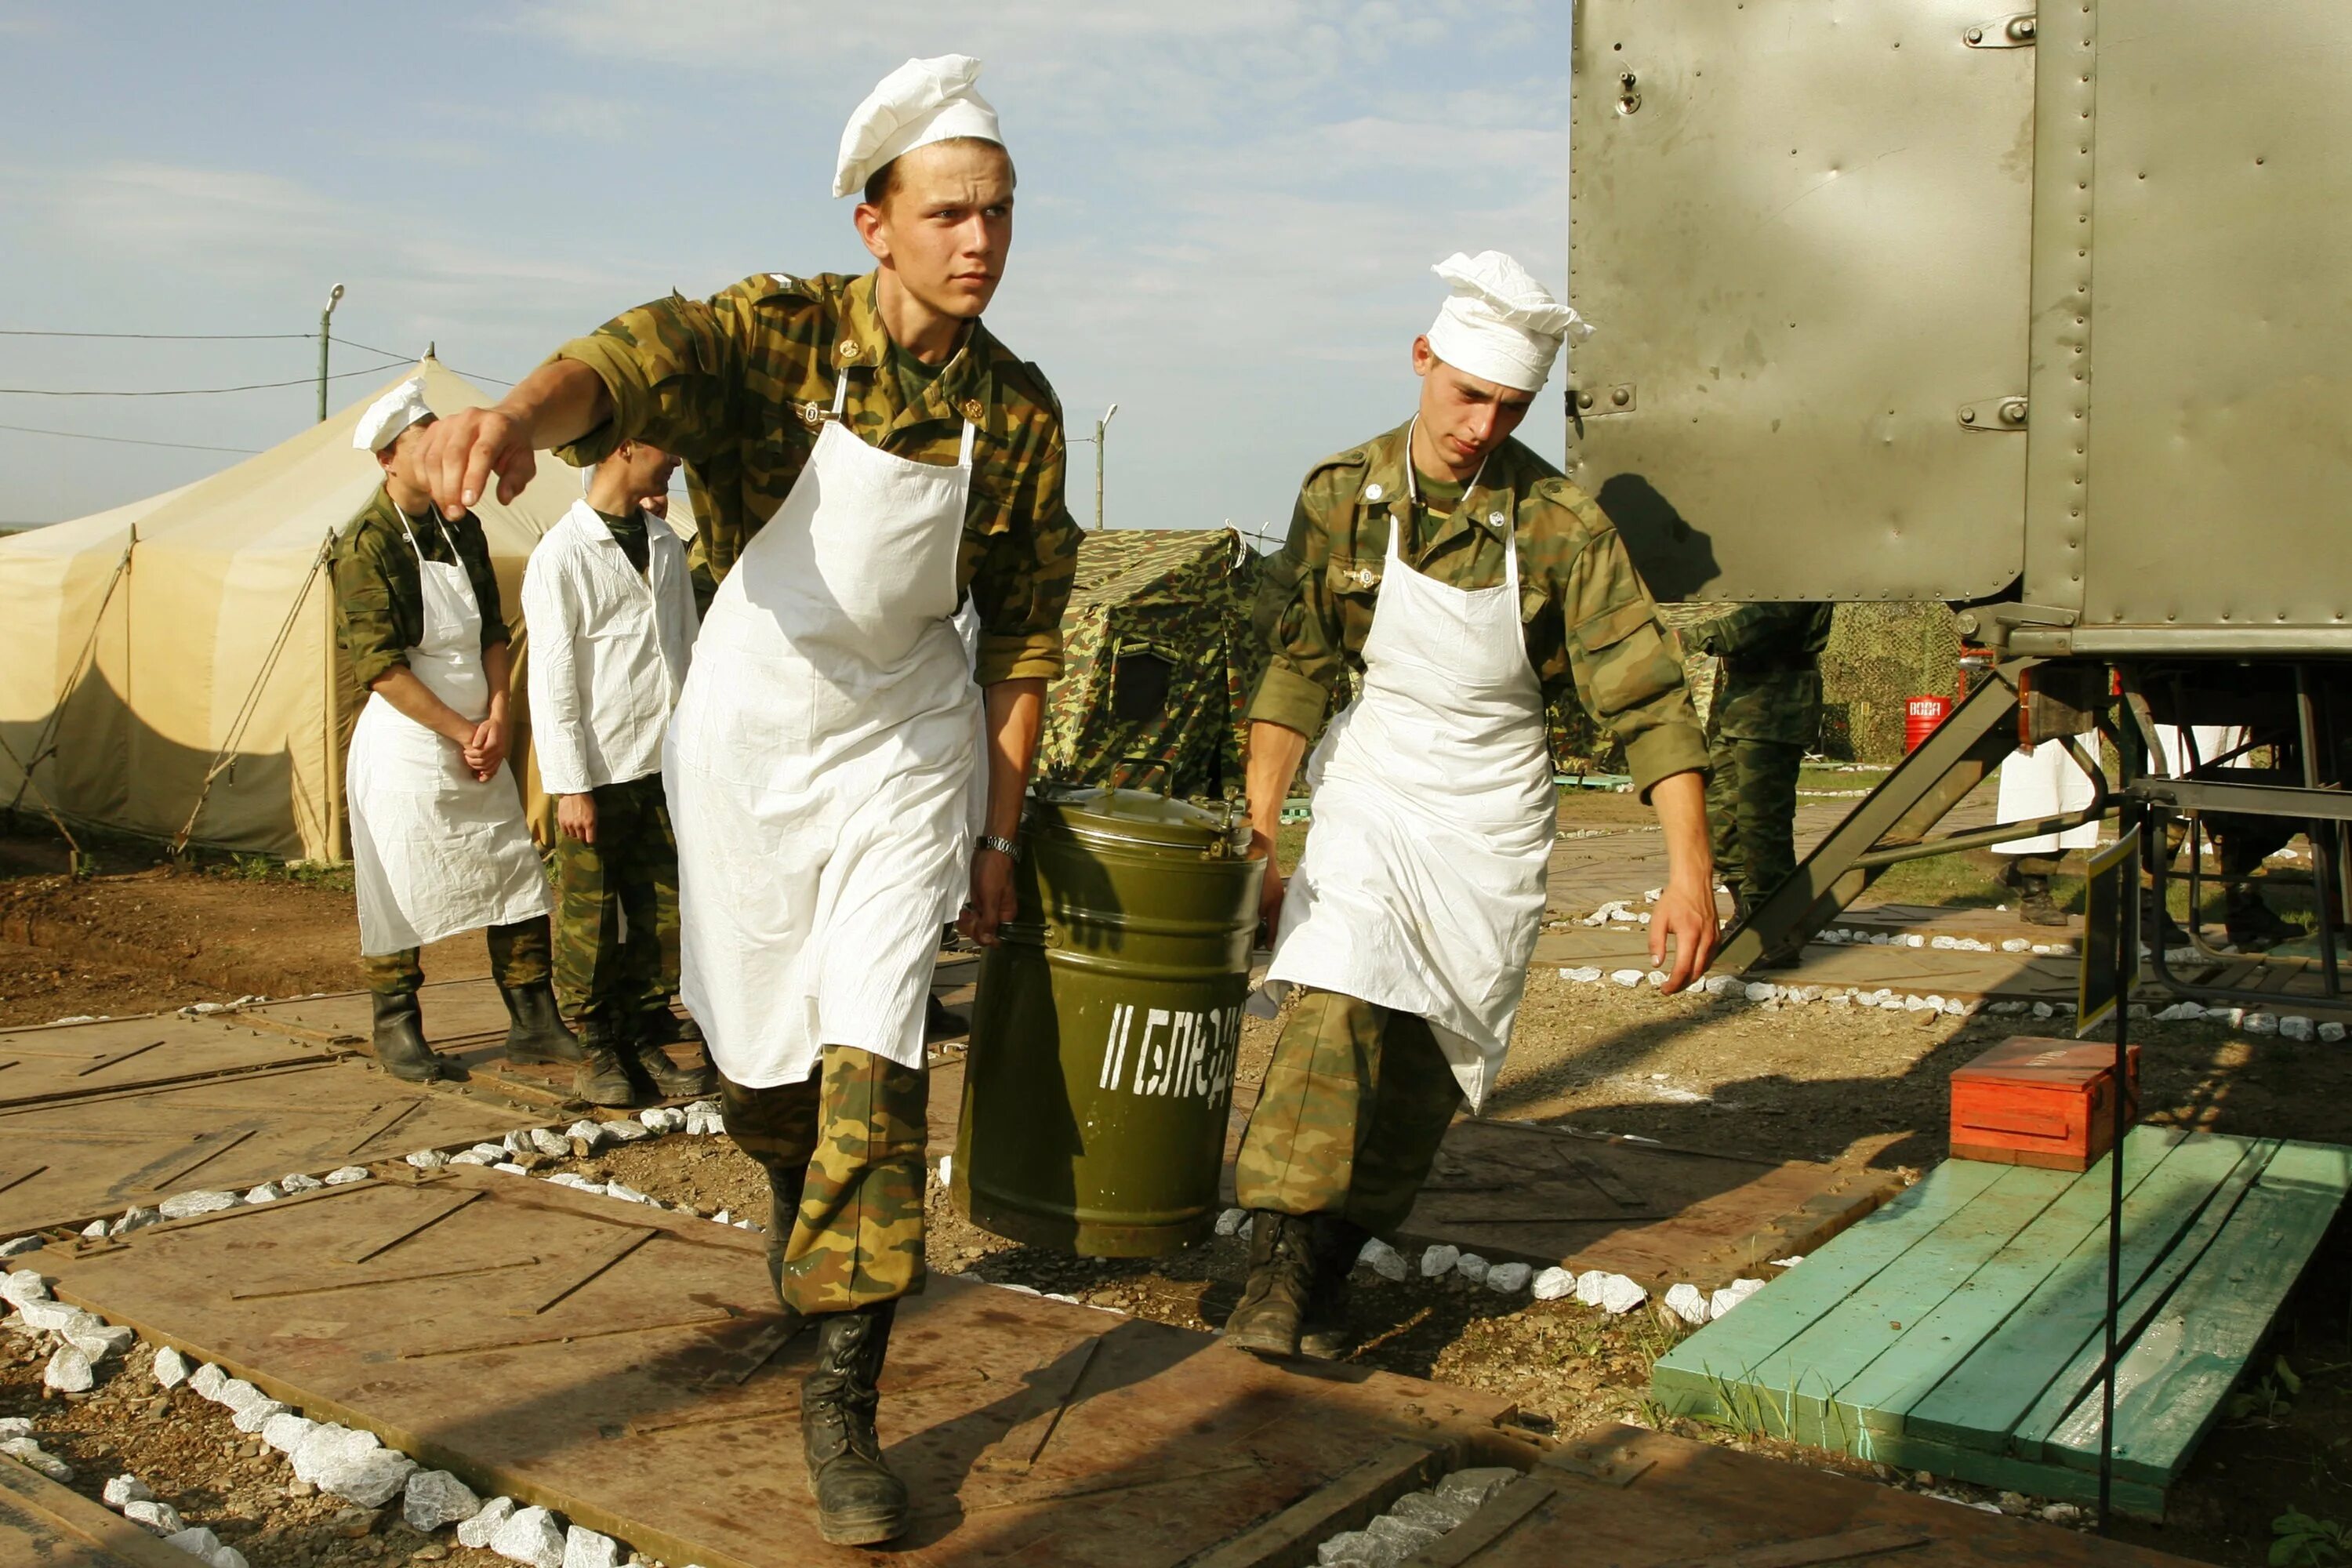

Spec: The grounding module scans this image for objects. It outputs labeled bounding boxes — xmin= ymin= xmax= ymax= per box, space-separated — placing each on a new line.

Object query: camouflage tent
xmin=1037 ymin=528 xmax=1265 ymax=800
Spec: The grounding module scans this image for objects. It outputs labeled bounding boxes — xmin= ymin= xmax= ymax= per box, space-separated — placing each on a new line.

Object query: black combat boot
xmin=626 ymin=1011 xmax=716 ymax=1099
xmin=2225 ymin=885 xmax=2296 ymax=951
xmin=2141 ymin=888 xmax=2191 ymax=953
xmin=499 ymin=980 xmax=584 ymax=1065
xmin=924 ymin=993 xmax=964 ymax=1041
xmin=1222 ymin=1210 xmax=1318 ymax=1357
xmin=801 ymin=1303 xmax=910 ymax=1546
xmin=1297 ymin=1214 xmax=1369 ymax=1361
xmin=635 ymin=1004 xmax=705 ymax=1046
xmin=369 ymin=993 xmax=445 ymax=1083
xmin=572 ymin=1017 xmax=635 ymax=1108
xmin=2003 ymin=862 xmax=2068 ymax=927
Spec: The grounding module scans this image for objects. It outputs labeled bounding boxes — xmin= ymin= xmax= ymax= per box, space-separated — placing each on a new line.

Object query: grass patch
xmin=204 ymin=853 xmax=355 ymax=893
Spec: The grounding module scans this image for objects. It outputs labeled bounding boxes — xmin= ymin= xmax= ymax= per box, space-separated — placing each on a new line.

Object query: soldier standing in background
xmin=413 ymin=56 xmax=1075 ymax=1547
xmin=1229 ymin=252 xmax=1716 ymax=1362
xmin=1683 ymin=602 xmax=1835 ymax=939
xmin=521 ymin=438 xmax=712 ymax=1107
xmin=333 ymin=377 xmax=579 ymax=1083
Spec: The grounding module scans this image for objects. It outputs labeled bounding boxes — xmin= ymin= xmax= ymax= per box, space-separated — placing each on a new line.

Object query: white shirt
xmin=522 ymin=499 xmax=697 ymax=795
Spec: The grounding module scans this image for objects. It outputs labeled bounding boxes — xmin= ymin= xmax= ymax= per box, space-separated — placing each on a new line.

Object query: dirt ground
xmin=4 ymin=817 xmax=2350 ymax=1566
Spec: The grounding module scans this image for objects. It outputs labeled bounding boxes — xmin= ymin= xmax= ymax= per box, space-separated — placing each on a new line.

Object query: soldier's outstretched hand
xmin=418 ymin=406 xmax=537 ymax=520
xmin=1649 ymin=877 xmax=1719 ymax=993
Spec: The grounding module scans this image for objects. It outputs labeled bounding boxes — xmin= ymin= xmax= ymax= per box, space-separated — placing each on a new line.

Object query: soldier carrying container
xmin=332 ymin=378 xmax=580 ymax=1083
xmin=521 ymin=439 xmax=713 ymax=1107
xmin=412 ymin=55 xmax=1075 ymax=1548
xmin=1228 ymin=253 xmax=1719 ymax=1360
xmin=1683 ymin=601 xmax=1835 ymax=944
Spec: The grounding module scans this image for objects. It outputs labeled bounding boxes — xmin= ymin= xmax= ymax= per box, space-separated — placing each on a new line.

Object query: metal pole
xmin=317 ymin=283 xmax=345 ymax=423
xmin=1094 ymin=402 xmax=1119 ymax=529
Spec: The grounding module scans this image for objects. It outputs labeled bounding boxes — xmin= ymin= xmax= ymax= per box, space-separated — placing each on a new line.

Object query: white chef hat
xmin=1423 ymin=252 xmax=1592 ymax=393
xmin=352 ymin=376 xmax=434 ymax=452
xmin=833 ymin=54 xmax=1003 ymax=199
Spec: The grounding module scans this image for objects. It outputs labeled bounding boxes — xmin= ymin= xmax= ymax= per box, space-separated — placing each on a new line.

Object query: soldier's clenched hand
xmin=557 ymin=793 xmax=597 ymax=845
xmin=419 ymin=406 xmax=537 ymax=521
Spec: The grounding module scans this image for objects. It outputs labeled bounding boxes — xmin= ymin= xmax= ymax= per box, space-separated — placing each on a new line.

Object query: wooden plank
xmin=1402 ymin=1475 xmax=1554 ymax=1566
xmin=1936 ymin=1135 xmax=2275 ymax=1460
xmin=2038 ymin=1138 xmax=2352 ymax=1486
xmin=1824 ymin=1133 xmax=2191 ymax=1446
xmin=1185 ymin=1439 xmax=1448 ymax=1568
xmin=0 ymin=1451 xmax=216 ymax=1568
xmin=1648 ymin=1523 xmax=1933 ymax=1567
xmin=1653 ymin=1160 xmax=2012 ymax=1407
xmin=1664 ymin=1160 xmax=2097 ymax=1446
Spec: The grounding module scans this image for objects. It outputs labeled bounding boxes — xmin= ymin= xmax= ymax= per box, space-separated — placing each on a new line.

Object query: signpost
xmin=2077 ymin=820 xmax=2142 ymax=1528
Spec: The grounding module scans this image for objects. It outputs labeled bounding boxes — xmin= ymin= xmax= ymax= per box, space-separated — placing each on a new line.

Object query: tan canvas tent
xmin=0 ymin=359 xmax=579 ymax=862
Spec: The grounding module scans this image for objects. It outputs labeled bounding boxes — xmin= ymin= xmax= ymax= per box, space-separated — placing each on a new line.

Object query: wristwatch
xmin=979 ymin=834 xmax=1022 ymax=862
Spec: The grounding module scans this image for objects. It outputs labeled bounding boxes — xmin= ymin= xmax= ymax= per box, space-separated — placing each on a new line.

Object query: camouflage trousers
xmin=1232 ymin=989 xmax=1463 ymax=1235
xmin=720 ymin=1046 xmax=929 ymax=1316
xmin=1706 ymin=734 xmax=1806 ymax=899
xmin=550 ymin=774 xmax=679 ymax=1023
xmin=360 ymin=917 xmax=550 ymax=997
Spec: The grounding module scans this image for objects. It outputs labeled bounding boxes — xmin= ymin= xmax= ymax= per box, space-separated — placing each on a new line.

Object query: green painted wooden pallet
xmin=1650 ymin=1127 xmax=2351 ymax=1518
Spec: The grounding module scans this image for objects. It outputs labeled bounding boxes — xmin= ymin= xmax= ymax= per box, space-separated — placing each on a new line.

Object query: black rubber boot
xmin=369 ymin=993 xmax=445 ymax=1083
xmin=499 ymin=981 xmax=583 ymax=1065
xmin=802 ymin=1303 xmax=910 ymax=1547
xmin=626 ymin=1012 xmax=716 ymax=1099
xmin=2225 ymin=887 xmax=2296 ymax=952
xmin=1223 ymin=1210 xmax=1318 ymax=1357
xmin=1297 ymin=1215 xmax=1369 ymax=1361
xmin=572 ymin=1018 xmax=635 ymax=1108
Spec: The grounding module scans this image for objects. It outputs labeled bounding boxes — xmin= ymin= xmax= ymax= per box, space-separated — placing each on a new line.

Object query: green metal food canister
xmin=953 ymin=785 xmax=1263 ymax=1258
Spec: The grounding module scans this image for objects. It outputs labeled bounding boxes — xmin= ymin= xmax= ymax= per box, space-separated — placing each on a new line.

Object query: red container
xmin=1904 ymin=694 xmax=1954 ymax=752
xmin=1950 ymin=1036 xmax=2141 ymax=1172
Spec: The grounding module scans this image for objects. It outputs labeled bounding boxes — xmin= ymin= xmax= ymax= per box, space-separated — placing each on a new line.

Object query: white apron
xmin=1260 ymin=506 xmax=1558 ymax=1109
xmin=664 ymin=377 xmax=982 ymax=1088
xmin=1993 ymin=740 xmax=2102 ymax=855
xmin=346 ymin=506 xmax=552 ymax=955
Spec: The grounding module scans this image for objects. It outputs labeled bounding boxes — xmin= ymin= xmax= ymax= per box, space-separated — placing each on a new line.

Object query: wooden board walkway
xmin=0 ymin=1454 xmax=216 ymax=1568
xmin=42 ymin=1163 xmax=1512 ymax=1568
xmin=1417 ymin=1423 xmax=2198 ymax=1566
xmin=1650 ymin=1129 xmax=2352 ymax=1516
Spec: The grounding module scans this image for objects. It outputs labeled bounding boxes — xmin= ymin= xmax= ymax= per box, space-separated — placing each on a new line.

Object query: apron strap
xmin=831 ymin=372 xmax=851 ymax=419
xmin=958 ymin=418 xmax=978 ymax=466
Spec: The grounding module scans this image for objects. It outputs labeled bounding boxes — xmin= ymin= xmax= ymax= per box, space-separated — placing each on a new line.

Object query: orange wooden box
xmin=1949 ymin=1036 xmax=2141 ymax=1171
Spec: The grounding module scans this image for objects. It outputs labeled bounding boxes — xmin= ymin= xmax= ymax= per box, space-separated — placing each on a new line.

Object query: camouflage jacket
xmin=1686 ymin=602 xmax=1834 ymax=745
xmin=330 ymin=484 xmax=507 ymax=691
xmin=549 ymin=269 xmax=1078 ymax=684
xmin=1248 ymin=422 xmax=1708 ymax=799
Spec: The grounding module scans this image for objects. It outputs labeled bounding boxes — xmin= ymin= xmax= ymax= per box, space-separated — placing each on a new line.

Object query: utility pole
xmin=1094 ymin=402 xmax=1119 ymax=529
xmin=316 ymin=282 xmax=345 ymax=423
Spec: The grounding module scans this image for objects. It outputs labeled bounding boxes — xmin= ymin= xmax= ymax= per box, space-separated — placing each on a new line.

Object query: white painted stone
xmin=0 ymin=1268 xmax=49 ymax=1308
xmin=2280 ymin=1015 xmax=2315 ymax=1041
xmin=2321 ymin=1022 xmax=2347 ymax=1044
xmin=639 ymin=1106 xmax=685 ymax=1134
xmin=686 ymin=1107 xmax=726 ymax=1136
xmin=111 ymin=1207 xmax=164 ymax=1234
xmin=0 ymin=1417 xmax=31 ymax=1439
xmin=1357 ymin=1239 xmax=1408 ymax=1283
xmin=1531 ymin=1265 xmax=1575 ymax=1301
xmin=712 ymin=1209 xmax=732 ymax=1225
xmin=1214 ymin=1207 xmax=1246 ymax=1237
xmin=125 ymin=1498 xmax=186 ymax=1536
xmin=319 ymin=1445 xmax=417 ymax=1508
xmin=604 ymin=1181 xmax=652 ymax=1206
xmin=1663 ymin=1283 xmax=1711 ymax=1325
xmin=213 ymin=1377 xmax=267 ymax=1413
xmin=14 ymin=1299 xmax=101 ymax=1334
xmin=545 ymin=1173 xmax=602 ymax=1192
xmin=529 ymin=1127 xmax=571 ymax=1158
xmin=42 ymin=1345 xmax=94 ymax=1392
xmin=103 ymin=1472 xmax=154 ymax=1508
xmin=457 ymin=1497 xmax=518 ymax=1550
xmin=448 ymin=1151 xmax=495 ymax=1167
xmin=684 ymin=1098 xmax=722 ymax=1121
xmin=493 ymin=1162 xmax=528 ymax=1175
xmin=2 ymin=1436 xmax=72 ymax=1479
xmin=465 ymin=1144 xmax=506 ymax=1162
xmin=1485 ymin=1261 xmax=1532 ymax=1294
xmin=937 ymin=1154 xmax=953 ymax=1188
xmin=152 ymin=1345 xmax=191 ymax=1389
xmin=1646 ymin=968 xmax=1667 ymax=986
xmin=323 ymin=1166 xmax=371 ymax=1185
xmin=1453 ymin=1253 xmax=1490 ymax=1285
xmin=187 ymin=1363 xmax=227 ymax=1399
xmin=279 ymin=1173 xmax=324 ymax=1194
xmin=231 ymin=1399 xmax=289 ymax=1434
xmin=65 ymin=1323 xmax=136 ymax=1361
xmin=243 ymin=1184 xmax=283 ymax=1205
xmin=2031 ymin=1002 xmax=2055 ymax=1020
xmin=503 ymin=1131 xmax=535 ymax=1156
xmin=564 ymin=1524 xmax=622 ymax=1568
xmin=211 ymin=1547 xmax=251 ymax=1568
xmin=1744 ymin=982 xmax=1777 ymax=1004
xmin=405 ymin=1149 xmax=450 ymax=1169
xmin=165 ymin=1526 xmax=225 ymax=1561
xmin=0 ymin=1236 xmax=42 ymax=1258
xmin=1573 ymin=1271 xmax=1646 ymax=1314
xmin=1559 ymin=966 xmax=1603 ymax=984
xmin=603 ymin=1120 xmax=653 ymax=1143
xmin=2245 ymin=1012 xmax=2280 ymax=1036
xmin=159 ymin=1190 xmax=240 ymax=1220
xmin=1770 ymin=1256 xmax=1806 ymax=1269
xmin=491 ymin=1503 xmax=569 ymax=1568
xmin=1608 ymin=968 xmax=1643 ymax=988
xmin=404 ymin=1468 xmax=485 ymax=1531
xmin=1419 ymin=1244 xmax=1460 ymax=1279
xmin=1709 ymin=1278 xmax=1769 ymax=1319
xmin=261 ymin=1412 xmax=316 ymax=1454
xmin=564 ymin=1120 xmax=612 ymax=1149
xmin=289 ymin=1422 xmax=367 ymax=1485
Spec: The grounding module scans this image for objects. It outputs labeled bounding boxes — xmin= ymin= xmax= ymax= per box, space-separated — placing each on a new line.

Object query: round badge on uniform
xmin=1364 ymin=483 xmax=1385 ymax=502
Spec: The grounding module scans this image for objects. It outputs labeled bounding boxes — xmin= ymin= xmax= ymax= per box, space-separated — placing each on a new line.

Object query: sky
xmin=0 ymin=2 xmax=1573 ymax=543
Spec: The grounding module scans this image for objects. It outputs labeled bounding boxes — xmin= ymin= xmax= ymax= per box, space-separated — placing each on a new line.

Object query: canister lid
xmin=1028 ymin=785 xmax=1248 ymax=853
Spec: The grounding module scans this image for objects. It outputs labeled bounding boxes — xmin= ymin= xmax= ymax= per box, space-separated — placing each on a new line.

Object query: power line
xmin=0 ymin=421 xmax=260 ymax=454
xmin=337 ymin=336 xmax=517 ymax=388
xmin=0 ymin=365 xmax=397 ymax=398
xmin=0 ymin=329 xmax=319 ymax=341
